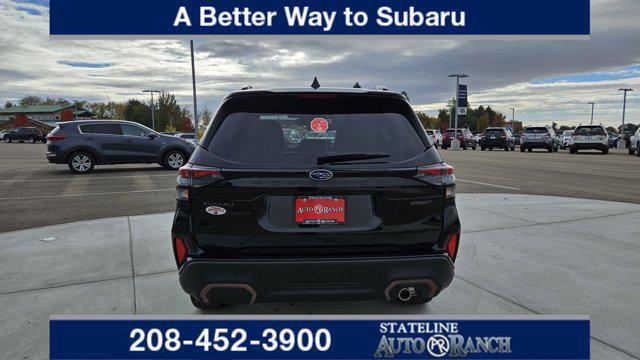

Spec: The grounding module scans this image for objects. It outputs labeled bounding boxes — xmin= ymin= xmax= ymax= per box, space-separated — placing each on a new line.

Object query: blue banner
xmin=50 ymin=0 xmax=590 ymax=38
xmin=50 ymin=315 xmax=589 ymax=359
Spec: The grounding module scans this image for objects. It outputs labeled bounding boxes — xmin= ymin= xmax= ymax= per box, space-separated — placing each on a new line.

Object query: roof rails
xmin=241 ymin=85 xmax=253 ymax=90
xmin=373 ymin=85 xmax=389 ymax=91
xmin=353 ymin=82 xmax=361 ymax=88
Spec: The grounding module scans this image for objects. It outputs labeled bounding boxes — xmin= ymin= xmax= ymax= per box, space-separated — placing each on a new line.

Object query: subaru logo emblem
xmin=309 ymin=169 xmax=333 ymax=181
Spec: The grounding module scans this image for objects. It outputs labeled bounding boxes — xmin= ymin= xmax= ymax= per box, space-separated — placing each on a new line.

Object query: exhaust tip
xmin=398 ymin=287 xmax=416 ymax=302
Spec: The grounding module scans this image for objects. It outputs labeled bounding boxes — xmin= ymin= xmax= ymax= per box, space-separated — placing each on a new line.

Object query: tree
xmin=19 ymin=96 xmax=43 ymax=106
xmin=88 ymin=101 xmax=120 ymax=119
xmin=155 ymin=91 xmax=188 ymax=131
xmin=477 ymin=113 xmax=489 ymax=132
xmin=416 ymin=111 xmax=438 ymax=130
xmin=123 ymin=99 xmax=152 ymax=127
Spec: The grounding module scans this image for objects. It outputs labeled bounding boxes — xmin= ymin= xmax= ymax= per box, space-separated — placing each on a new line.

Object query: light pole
xmin=190 ymin=39 xmax=199 ymax=141
xmin=587 ymin=102 xmax=595 ymax=125
xmin=617 ymin=88 xmax=633 ymax=149
xmin=143 ymin=89 xmax=161 ymax=131
xmin=447 ymin=73 xmax=469 ymax=150
xmin=510 ymin=108 xmax=515 ymax=131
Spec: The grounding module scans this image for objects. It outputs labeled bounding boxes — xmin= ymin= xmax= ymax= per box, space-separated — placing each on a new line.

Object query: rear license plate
xmin=295 ymin=196 xmax=345 ymax=225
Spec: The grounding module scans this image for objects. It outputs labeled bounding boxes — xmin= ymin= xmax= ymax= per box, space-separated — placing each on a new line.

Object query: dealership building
xmin=0 ymin=104 xmax=92 ymax=132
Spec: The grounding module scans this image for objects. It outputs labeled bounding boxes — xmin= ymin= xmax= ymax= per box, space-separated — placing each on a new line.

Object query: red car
xmin=441 ymin=128 xmax=477 ymax=150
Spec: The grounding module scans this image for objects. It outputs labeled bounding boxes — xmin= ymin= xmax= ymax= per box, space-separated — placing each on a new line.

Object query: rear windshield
xmin=484 ymin=129 xmax=505 ymax=135
xmin=524 ymin=127 xmax=548 ymax=134
xmin=575 ymin=126 xmax=606 ymax=136
xmin=205 ymin=93 xmax=427 ymax=166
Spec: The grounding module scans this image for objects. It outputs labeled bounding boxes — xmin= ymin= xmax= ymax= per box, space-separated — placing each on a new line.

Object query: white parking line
xmin=457 ymin=179 xmax=520 ymax=190
xmin=0 ymin=188 xmax=175 ymax=201
xmin=0 ymin=174 xmax=176 ymax=183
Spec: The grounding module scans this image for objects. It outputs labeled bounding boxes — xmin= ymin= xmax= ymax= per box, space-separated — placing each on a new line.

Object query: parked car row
xmin=427 ymin=124 xmax=618 ymax=156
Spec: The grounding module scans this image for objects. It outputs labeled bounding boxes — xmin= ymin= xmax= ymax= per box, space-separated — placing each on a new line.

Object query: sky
xmin=0 ymin=0 xmax=639 ymax=127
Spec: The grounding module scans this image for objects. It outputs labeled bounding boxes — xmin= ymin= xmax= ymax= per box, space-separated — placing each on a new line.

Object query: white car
xmin=174 ymin=132 xmax=196 ymax=145
xmin=569 ymin=125 xmax=609 ymax=155
xmin=561 ymin=130 xmax=573 ymax=149
xmin=425 ymin=129 xmax=443 ymax=148
xmin=629 ymin=128 xmax=640 ymax=156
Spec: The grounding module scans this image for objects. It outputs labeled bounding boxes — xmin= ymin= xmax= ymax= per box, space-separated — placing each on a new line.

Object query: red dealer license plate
xmin=295 ymin=196 xmax=346 ymax=225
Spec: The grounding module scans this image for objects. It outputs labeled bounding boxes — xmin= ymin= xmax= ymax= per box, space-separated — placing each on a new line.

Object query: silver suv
xmin=569 ymin=125 xmax=609 ymax=155
xmin=520 ymin=125 xmax=559 ymax=153
xmin=629 ymin=128 xmax=640 ymax=156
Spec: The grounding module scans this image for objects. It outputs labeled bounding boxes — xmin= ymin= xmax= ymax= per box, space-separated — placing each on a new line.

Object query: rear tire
xmin=629 ymin=148 xmax=635 ymax=155
xmin=163 ymin=149 xmax=186 ymax=170
xmin=67 ymin=151 xmax=95 ymax=174
xmin=520 ymin=146 xmax=525 ymax=152
xmin=4 ymin=137 xmax=11 ymax=143
xmin=28 ymin=137 xmax=35 ymax=144
xmin=637 ymin=147 xmax=640 ymax=157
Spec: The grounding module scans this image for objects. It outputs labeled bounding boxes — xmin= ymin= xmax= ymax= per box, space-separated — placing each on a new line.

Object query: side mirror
xmin=148 ymin=133 xmax=159 ymax=139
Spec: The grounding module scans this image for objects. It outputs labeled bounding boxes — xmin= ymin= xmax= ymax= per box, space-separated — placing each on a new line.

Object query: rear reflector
xmin=173 ymin=237 xmax=188 ymax=267
xmin=46 ymin=135 xmax=67 ymax=141
xmin=446 ymin=233 xmax=459 ymax=262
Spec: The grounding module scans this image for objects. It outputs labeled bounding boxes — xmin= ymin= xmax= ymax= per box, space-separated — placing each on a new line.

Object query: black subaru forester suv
xmin=172 ymin=87 xmax=461 ymax=309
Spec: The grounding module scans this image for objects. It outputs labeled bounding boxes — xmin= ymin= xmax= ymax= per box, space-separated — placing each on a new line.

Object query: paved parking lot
xmin=1 ymin=194 xmax=638 ymax=359
xmin=0 ymin=142 xmax=638 ymax=232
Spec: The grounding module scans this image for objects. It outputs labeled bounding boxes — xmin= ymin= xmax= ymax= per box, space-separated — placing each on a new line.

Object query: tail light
xmin=417 ymin=163 xmax=454 ymax=176
xmin=173 ymin=237 xmax=188 ymax=267
xmin=177 ymin=164 xmax=222 ymax=187
xmin=417 ymin=163 xmax=455 ymax=194
xmin=446 ymin=233 xmax=460 ymax=262
xmin=46 ymin=135 xmax=68 ymax=141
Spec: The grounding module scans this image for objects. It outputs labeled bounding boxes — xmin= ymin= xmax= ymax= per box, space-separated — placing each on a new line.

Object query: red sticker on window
xmin=310 ymin=118 xmax=329 ymax=133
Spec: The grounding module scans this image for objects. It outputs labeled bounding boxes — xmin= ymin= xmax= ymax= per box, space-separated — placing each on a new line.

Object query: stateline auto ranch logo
xmin=374 ymin=322 xmax=512 ymax=358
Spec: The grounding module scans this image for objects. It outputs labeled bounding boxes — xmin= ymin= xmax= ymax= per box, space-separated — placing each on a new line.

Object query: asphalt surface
xmin=0 ymin=142 xmax=638 ymax=232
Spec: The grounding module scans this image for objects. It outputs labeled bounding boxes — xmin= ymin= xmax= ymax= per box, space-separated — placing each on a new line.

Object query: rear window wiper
xmin=316 ymin=153 xmax=390 ymax=165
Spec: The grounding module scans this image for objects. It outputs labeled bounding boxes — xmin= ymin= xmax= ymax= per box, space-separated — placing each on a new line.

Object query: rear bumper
xmin=571 ymin=143 xmax=608 ymax=150
xmin=178 ymin=254 xmax=455 ymax=304
xmin=479 ymin=139 xmax=508 ymax=147
xmin=521 ymin=140 xmax=552 ymax=148
xmin=46 ymin=152 xmax=63 ymax=163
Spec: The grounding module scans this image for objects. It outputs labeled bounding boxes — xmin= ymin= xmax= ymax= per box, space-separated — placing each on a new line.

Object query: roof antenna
xmin=353 ymin=82 xmax=361 ymax=88
xmin=311 ymin=77 xmax=321 ymax=89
